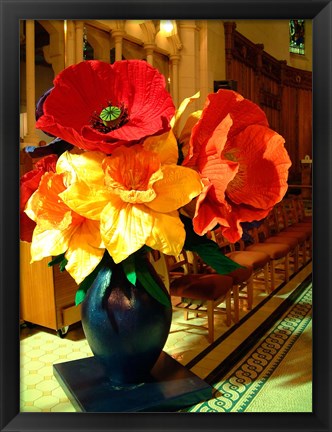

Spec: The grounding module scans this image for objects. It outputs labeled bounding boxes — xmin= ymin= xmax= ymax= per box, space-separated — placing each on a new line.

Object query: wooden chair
xmin=292 ymin=196 xmax=312 ymax=224
xmin=274 ymin=202 xmax=312 ymax=262
xmin=244 ymin=225 xmax=291 ymax=291
xmin=210 ymin=227 xmax=268 ymax=294
xmin=282 ymin=197 xmax=312 ymax=240
xmin=282 ymin=197 xmax=312 ymax=226
xmin=262 ymin=212 xmax=300 ymax=273
xmin=154 ymin=250 xmax=234 ymax=343
xmin=196 ymin=232 xmax=255 ymax=323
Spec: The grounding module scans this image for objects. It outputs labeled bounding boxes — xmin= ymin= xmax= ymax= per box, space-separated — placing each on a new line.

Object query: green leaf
xmin=135 ymin=252 xmax=171 ymax=308
xmin=190 ymin=243 xmax=243 ymax=274
xmin=122 ymin=255 xmax=137 ymax=286
xmin=180 ymin=213 xmax=244 ymax=274
xmin=75 ymin=261 xmax=110 ymax=306
xmin=75 ymin=286 xmax=88 ymax=306
xmin=59 ymin=259 xmax=68 ymax=272
xmin=48 ymin=254 xmax=67 ymax=267
xmin=48 ymin=254 xmax=68 ymax=272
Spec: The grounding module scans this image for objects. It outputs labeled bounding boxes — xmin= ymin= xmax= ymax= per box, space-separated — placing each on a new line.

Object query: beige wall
xmin=20 ymin=63 xmax=54 ymax=111
xmin=206 ymin=21 xmax=226 ymax=90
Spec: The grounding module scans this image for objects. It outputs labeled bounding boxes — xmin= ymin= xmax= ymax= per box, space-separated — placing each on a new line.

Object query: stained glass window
xmin=289 ymin=19 xmax=305 ymax=55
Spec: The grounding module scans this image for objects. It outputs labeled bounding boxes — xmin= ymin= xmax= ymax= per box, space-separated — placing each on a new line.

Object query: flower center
xmin=90 ymin=102 xmax=129 ymax=133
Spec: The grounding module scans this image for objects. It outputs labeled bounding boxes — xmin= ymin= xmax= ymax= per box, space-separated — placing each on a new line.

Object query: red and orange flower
xmin=36 ymin=60 xmax=175 ymax=154
xmin=20 ymin=60 xmax=292 ymax=296
xmin=23 ymin=137 xmax=202 ymax=283
xmin=183 ymin=90 xmax=292 ymax=242
xmin=25 ymin=168 xmax=104 ymax=285
xmin=20 ymin=155 xmax=58 ymax=242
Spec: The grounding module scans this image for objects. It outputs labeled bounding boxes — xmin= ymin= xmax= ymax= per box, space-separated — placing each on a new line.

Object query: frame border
xmin=1 ymin=1 xmax=331 ymax=431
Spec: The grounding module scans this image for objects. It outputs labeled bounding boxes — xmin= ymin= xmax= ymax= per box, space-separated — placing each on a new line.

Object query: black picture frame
xmin=1 ymin=1 xmax=331 ymax=431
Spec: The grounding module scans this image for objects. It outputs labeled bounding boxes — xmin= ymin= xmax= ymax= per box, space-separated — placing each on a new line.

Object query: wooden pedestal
xmin=53 ymin=351 xmax=212 ymax=412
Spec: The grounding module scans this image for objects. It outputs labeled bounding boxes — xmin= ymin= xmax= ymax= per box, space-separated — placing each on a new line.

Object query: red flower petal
xmin=20 ymin=213 xmax=37 ymax=243
xmin=184 ymin=90 xmax=268 ymax=167
xmin=193 ymin=195 xmax=231 ymax=236
xmin=20 ymin=155 xmax=57 ymax=242
xmin=224 ymin=125 xmax=291 ymax=209
xmin=185 ymin=90 xmax=291 ymax=242
xmin=36 ymin=60 xmax=175 ymax=153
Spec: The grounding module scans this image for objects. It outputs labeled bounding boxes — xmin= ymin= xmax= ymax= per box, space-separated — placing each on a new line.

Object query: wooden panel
xmin=62 ymin=304 xmax=81 ymax=327
xmin=224 ymin=22 xmax=312 ymax=184
xmin=20 ymin=241 xmax=57 ymax=329
xmin=53 ymin=265 xmax=79 ymax=328
xmin=20 ymin=241 xmax=82 ymax=331
xmin=298 ymin=88 xmax=312 ymax=159
xmin=281 ymin=85 xmax=299 ymax=181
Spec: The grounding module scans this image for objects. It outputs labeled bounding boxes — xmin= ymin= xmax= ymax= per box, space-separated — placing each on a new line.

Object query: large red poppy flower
xmin=20 ymin=155 xmax=58 ymax=242
xmin=183 ymin=90 xmax=292 ymax=242
xmin=36 ymin=60 xmax=175 ymax=153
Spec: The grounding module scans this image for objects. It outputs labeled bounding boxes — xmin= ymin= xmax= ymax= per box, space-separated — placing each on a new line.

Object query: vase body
xmin=81 ymin=256 xmax=172 ymax=385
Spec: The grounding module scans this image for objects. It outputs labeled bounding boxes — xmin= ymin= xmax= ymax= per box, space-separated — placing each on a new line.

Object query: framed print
xmin=1 ymin=0 xmax=331 ymax=431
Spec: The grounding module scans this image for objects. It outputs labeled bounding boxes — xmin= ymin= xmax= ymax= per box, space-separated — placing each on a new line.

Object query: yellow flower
xmin=25 ymin=171 xmax=104 ymax=284
xmin=59 ymin=138 xmax=203 ymax=263
xmin=170 ymin=91 xmax=202 ymax=159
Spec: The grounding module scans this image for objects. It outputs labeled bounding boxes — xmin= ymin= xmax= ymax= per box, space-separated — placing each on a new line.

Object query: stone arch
xmin=84 ymin=24 xmax=111 ymax=63
xmin=37 ymin=20 xmax=65 ymax=75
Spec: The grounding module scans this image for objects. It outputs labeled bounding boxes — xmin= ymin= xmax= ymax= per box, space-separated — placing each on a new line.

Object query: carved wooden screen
xmin=224 ymin=22 xmax=312 ymax=183
xmin=281 ymin=65 xmax=312 ymax=180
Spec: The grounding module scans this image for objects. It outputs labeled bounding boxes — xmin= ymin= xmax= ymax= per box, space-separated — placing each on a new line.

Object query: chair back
xmin=282 ymin=198 xmax=299 ymax=225
xmin=289 ymin=197 xmax=309 ymax=223
xmin=147 ymin=251 xmax=170 ymax=292
xmin=295 ymin=197 xmax=307 ymax=221
xmin=210 ymin=228 xmax=236 ymax=252
xmin=265 ymin=211 xmax=278 ymax=236
xmin=256 ymin=220 xmax=270 ymax=242
xmin=163 ymin=250 xmax=193 ymax=281
xmin=273 ymin=203 xmax=289 ymax=231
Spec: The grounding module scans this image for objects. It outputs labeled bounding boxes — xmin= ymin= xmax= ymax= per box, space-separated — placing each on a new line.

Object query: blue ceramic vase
xmin=81 ymin=254 xmax=172 ymax=385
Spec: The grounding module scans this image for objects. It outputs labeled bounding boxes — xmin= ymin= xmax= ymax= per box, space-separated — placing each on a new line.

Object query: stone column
xmin=170 ymin=54 xmax=180 ymax=107
xmin=144 ymin=43 xmax=155 ymax=66
xmin=178 ymin=20 xmax=200 ymax=110
xmin=199 ymin=21 xmax=209 ymax=105
xmin=75 ymin=21 xmax=84 ymax=63
xmin=40 ymin=20 xmax=65 ymax=76
xmin=23 ymin=20 xmax=39 ymax=147
xmin=112 ymin=29 xmax=125 ymax=62
xmin=65 ymin=20 xmax=75 ymax=67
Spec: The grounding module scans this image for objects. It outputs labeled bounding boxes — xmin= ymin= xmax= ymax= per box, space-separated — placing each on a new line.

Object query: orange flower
xmin=58 ymin=141 xmax=203 ymax=263
xmin=183 ymin=90 xmax=291 ymax=242
xmin=20 ymin=155 xmax=58 ymax=242
xmin=25 ymin=171 xmax=104 ymax=284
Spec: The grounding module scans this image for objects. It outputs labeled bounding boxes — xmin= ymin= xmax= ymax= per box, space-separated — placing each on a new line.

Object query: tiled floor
xmin=20 ymin=258 xmax=312 ymax=412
